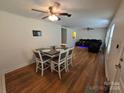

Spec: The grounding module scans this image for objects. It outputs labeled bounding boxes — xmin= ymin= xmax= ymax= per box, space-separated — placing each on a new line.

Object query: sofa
xmin=75 ymin=39 xmax=102 ymax=53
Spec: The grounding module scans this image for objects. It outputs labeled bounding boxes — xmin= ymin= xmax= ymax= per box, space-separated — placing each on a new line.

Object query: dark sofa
xmin=75 ymin=39 xmax=102 ymax=53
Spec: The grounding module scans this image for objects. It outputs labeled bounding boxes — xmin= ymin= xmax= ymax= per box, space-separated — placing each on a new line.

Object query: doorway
xmin=61 ymin=28 xmax=67 ymax=44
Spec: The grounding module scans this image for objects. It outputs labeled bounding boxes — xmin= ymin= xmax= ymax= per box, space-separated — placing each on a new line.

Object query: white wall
xmin=0 ymin=10 xmax=62 ymax=74
xmin=78 ymin=28 xmax=106 ymax=41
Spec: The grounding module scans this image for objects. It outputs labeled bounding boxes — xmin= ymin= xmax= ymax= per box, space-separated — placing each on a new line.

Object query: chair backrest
xmin=33 ymin=50 xmax=43 ymax=62
xmin=67 ymin=47 xmax=74 ymax=58
xmin=58 ymin=50 xmax=67 ymax=63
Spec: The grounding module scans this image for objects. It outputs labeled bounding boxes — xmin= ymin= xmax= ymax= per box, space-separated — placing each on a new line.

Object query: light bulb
xmin=48 ymin=15 xmax=58 ymax=21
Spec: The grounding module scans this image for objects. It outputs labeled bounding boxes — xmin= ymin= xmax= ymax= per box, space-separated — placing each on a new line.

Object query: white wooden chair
xmin=33 ymin=50 xmax=51 ymax=76
xmin=66 ymin=47 xmax=74 ymax=71
xmin=51 ymin=50 xmax=67 ymax=79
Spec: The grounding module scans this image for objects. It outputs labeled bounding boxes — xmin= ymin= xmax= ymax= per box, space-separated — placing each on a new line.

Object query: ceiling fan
xmin=86 ymin=27 xmax=94 ymax=31
xmin=32 ymin=2 xmax=72 ymax=21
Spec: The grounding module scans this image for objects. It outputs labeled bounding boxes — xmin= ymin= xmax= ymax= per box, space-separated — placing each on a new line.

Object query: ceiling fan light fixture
xmin=48 ymin=15 xmax=58 ymax=21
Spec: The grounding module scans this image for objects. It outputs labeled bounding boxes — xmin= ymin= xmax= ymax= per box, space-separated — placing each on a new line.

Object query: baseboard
xmin=2 ymin=74 xmax=6 ymax=93
xmin=0 ymin=74 xmax=6 ymax=93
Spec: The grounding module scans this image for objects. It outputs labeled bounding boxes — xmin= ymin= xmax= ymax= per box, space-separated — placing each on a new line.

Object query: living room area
xmin=0 ymin=0 xmax=122 ymax=93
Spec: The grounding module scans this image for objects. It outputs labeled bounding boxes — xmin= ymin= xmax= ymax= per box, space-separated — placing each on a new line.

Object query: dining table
xmin=36 ymin=47 xmax=67 ymax=58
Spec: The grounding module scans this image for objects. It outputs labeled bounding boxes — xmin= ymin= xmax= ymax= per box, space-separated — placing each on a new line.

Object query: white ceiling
xmin=0 ymin=0 xmax=121 ymax=29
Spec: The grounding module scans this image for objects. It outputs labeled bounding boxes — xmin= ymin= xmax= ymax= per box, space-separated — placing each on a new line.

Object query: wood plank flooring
xmin=5 ymin=47 xmax=105 ymax=93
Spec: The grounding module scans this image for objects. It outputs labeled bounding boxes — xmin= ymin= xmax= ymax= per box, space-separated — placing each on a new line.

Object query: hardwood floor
xmin=5 ymin=47 xmax=105 ymax=93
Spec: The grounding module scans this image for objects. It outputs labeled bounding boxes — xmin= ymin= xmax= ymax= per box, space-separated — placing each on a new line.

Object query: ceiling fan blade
xmin=53 ymin=2 xmax=61 ymax=8
xmin=58 ymin=13 xmax=72 ymax=17
xmin=42 ymin=16 xmax=49 ymax=19
xmin=32 ymin=9 xmax=48 ymax=13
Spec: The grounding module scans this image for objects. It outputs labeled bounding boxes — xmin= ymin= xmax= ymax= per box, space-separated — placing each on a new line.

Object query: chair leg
xmin=65 ymin=61 xmax=67 ymax=72
xmin=36 ymin=62 xmax=38 ymax=72
xmin=66 ymin=58 xmax=73 ymax=72
xmin=66 ymin=60 xmax=69 ymax=72
xmin=58 ymin=65 xmax=61 ymax=79
xmin=51 ymin=62 xmax=53 ymax=72
xmin=41 ymin=63 xmax=44 ymax=76
xmin=70 ymin=58 xmax=73 ymax=66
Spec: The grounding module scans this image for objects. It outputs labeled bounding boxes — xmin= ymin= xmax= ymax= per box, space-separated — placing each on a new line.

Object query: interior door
xmin=110 ymin=47 xmax=124 ymax=93
xmin=119 ymin=48 xmax=124 ymax=93
xmin=107 ymin=39 xmax=123 ymax=82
